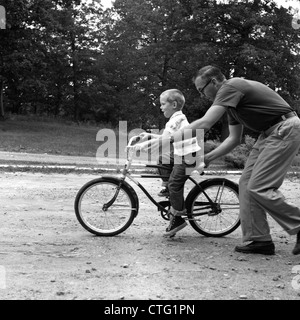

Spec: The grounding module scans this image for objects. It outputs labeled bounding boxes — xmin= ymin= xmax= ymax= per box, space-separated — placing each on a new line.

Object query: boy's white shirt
xmin=163 ymin=111 xmax=201 ymax=156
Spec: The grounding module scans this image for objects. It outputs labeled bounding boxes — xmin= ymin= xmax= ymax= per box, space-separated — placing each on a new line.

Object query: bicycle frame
xmin=119 ymin=163 xmax=203 ymax=214
xmin=75 ymin=136 xmax=240 ymax=237
xmin=106 ymin=135 xmax=220 ymax=215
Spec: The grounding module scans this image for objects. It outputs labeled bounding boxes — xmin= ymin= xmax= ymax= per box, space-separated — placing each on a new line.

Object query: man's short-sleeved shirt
xmin=213 ymin=78 xmax=293 ymax=132
xmin=164 ymin=111 xmax=201 ymax=156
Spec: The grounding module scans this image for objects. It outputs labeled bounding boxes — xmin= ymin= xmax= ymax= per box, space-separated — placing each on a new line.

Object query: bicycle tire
xmin=186 ymin=178 xmax=240 ymax=237
xmin=74 ymin=177 xmax=138 ymax=236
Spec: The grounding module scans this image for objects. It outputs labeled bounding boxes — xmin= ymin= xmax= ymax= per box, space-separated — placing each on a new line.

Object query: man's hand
xmin=136 ymin=141 xmax=147 ymax=152
xmin=138 ymin=132 xmax=152 ymax=142
xmin=140 ymin=139 xmax=159 ymax=153
xmin=203 ymin=155 xmax=210 ymax=168
xmin=130 ymin=140 xmax=151 ymax=152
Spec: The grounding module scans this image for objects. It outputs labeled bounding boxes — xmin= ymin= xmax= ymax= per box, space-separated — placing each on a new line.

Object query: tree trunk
xmin=55 ymin=83 xmax=62 ymax=117
xmin=71 ymin=32 xmax=80 ymax=122
xmin=157 ymin=54 xmax=170 ymax=130
xmin=0 ymin=79 xmax=4 ymax=120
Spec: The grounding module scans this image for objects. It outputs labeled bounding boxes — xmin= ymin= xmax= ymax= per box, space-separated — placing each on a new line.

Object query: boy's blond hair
xmin=160 ymin=89 xmax=185 ymax=110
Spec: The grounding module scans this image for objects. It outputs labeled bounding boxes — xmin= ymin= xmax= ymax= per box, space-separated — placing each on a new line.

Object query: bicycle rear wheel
xmin=186 ymin=178 xmax=240 ymax=237
xmin=74 ymin=177 xmax=137 ymax=236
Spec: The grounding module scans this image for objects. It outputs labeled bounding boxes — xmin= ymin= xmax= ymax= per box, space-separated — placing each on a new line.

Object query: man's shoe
xmin=292 ymin=231 xmax=300 ymax=255
xmin=158 ymin=187 xmax=169 ymax=197
xmin=234 ymin=241 xmax=275 ymax=255
xmin=165 ymin=216 xmax=187 ymax=237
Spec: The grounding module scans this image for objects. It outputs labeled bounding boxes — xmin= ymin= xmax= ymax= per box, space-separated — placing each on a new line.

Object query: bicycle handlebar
xmin=127 ymin=135 xmax=142 ymax=148
xmin=126 ymin=135 xmax=206 ymax=175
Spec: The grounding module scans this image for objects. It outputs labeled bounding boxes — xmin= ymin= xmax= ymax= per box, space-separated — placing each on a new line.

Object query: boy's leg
xmin=157 ymin=150 xmax=174 ymax=196
xmin=165 ymin=157 xmax=190 ymax=236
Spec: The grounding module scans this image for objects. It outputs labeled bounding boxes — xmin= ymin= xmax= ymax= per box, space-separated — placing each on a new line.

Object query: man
xmin=148 ymin=65 xmax=300 ymax=255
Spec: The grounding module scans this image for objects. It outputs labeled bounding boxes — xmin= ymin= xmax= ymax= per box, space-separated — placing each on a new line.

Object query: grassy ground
xmin=1 ymin=115 xmax=299 ymax=171
xmin=0 ymin=116 xmax=107 ymax=157
xmin=0 ymin=116 xmax=157 ymax=163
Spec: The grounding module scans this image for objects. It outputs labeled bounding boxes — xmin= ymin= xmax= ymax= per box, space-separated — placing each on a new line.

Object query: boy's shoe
xmin=234 ymin=241 xmax=275 ymax=255
xmin=165 ymin=216 xmax=187 ymax=237
xmin=292 ymin=231 xmax=300 ymax=255
xmin=158 ymin=187 xmax=169 ymax=197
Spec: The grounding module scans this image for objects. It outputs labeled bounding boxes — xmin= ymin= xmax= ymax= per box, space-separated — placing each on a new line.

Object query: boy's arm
xmin=137 ymin=130 xmax=170 ymax=151
xmin=138 ymin=132 xmax=158 ymax=142
xmin=136 ymin=127 xmax=173 ymax=152
xmin=139 ymin=127 xmax=170 ymax=142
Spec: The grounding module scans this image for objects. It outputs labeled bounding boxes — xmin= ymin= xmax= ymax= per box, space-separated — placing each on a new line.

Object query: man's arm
xmin=204 ymin=123 xmax=243 ymax=166
xmin=163 ymin=104 xmax=227 ymax=148
xmin=175 ymin=104 xmax=228 ymax=136
xmin=141 ymin=104 xmax=232 ymax=154
xmin=141 ymin=105 xmax=227 ymax=152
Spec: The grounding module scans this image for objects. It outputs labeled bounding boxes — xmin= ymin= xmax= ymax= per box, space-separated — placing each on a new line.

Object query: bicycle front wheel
xmin=186 ymin=178 xmax=240 ymax=237
xmin=74 ymin=177 xmax=137 ymax=236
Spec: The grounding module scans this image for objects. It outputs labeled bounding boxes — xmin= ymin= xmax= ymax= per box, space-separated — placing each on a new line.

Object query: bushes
xmin=204 ymin=140 xmax=220 ymax=154
xmin=206 ymin=135 xmax=300 ymax=170
xmin=224 ymin=135 xmax=256 ymax=169
xmin=204 ymin=136 xmax=256 ymax=169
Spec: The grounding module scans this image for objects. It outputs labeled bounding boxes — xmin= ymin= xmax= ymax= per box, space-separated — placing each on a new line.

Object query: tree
xmin=0 ymin=0 xmax=31 ymax=117
xmin=99 ymin=0 xmax=299 ymax=136
xmin=213 ymin=0 xmax=300 ymax=100
xmin=0 ymin=0 xmax=105 ymax=120
xmin=0 ymin=0 xmax=298 ymax=141
xmin=99 ymin=0 xmax=217 ymax=128
xmin=52 ymin=0 xmax=105 ymax=121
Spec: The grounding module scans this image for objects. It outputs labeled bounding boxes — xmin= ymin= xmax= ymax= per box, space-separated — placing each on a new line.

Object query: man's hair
xmin=161 ymin=89 xmax=185 ymax=110
xmin=193 ymin=65 xmax=226 ymax=83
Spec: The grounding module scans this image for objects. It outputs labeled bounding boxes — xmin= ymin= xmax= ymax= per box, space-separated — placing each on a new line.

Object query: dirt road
xmin=0 ymin=171 xmax=300 ymax=300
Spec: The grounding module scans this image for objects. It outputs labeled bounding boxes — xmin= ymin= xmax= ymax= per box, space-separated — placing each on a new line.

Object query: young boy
xmin=138 ymin=89 xmax=201 ymax=236
xmin=139 ymin=89 xmax=188 ymax=196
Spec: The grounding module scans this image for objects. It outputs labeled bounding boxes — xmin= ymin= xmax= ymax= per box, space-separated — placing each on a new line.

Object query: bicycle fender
xmin=102 ymin=176 xmax=140 ymax=218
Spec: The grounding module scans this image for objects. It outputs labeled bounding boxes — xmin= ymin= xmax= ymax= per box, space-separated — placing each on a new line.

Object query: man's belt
xmin=265 ymin=111 xmax=298 ymax=130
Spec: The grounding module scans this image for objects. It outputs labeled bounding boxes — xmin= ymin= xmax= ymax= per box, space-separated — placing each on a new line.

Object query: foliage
xmin=0 ymin=0 xmax=299 ymax=141
xmin=0 ymin=0 xmax=104 ymax=119
xmin=204 ymin=139 xmax=220 ymax=153
xmin=224 ymin=135 xmax=256 ymax=169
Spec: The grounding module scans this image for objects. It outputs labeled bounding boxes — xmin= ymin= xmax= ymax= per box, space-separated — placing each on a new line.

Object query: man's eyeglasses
xmin=198 ymin=79 xmax=212 ymax=97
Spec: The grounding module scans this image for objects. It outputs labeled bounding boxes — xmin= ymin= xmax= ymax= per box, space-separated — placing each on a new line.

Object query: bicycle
xmin=74 ymin=136 xmax=240 ymax=237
